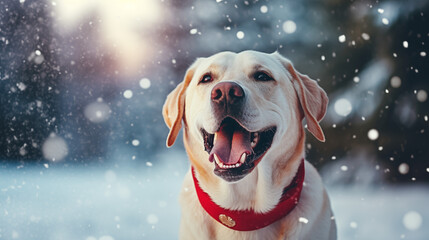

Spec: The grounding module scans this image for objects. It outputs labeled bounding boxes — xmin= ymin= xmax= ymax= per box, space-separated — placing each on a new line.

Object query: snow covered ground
xmin=1 ymin=152 xmax=427 ymax=240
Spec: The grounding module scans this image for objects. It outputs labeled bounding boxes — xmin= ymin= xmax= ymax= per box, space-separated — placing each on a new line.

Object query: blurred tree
xmin=0 ymin=0 xmax=60 ymax=161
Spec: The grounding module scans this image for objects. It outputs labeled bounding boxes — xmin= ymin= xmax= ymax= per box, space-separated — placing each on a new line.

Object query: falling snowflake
xmin=398 ymin=163 xmax=409 ymax=174
xmin=139 ymin=78 xmax=151 ymax=89
xmin=403 ymin=211 xmax=422 ymax=230
xmin=236 ymin=31 xmax=245 ymax=39
xmin=361 ymin=33 xmax=370 ymax=40
xmin=367 ymin=129 xmax=379 ymax=141
xmin=84 ymin=101 xmax=111 ymax=123
xmin=382 ymin=18 xmax=389 ymax=25
xmin=132 ymin=139 xmax=140 ymax=146
xmin=334 ymin=98 xmax=352 ymax=117
xmin=42 ymin=134 xmax=68 ymax=161
xmin=390 ymin=76 xmax=401 ymax=88
xmin=123 ymin=90 xmax=133 ymax=99
xmin=147 ymin=214 xmax=159 ymax=224
xmin=282 ymin=21 xmax=296 ymax=34
xmin=416 ymin=90 xmax=427 ymax=102
xmin=298 ymin=217 xmax=309 ymax=224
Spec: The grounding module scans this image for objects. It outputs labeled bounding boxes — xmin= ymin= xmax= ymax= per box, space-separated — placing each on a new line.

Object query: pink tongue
xmin=210 ymin=123 xmax=252 ymax=165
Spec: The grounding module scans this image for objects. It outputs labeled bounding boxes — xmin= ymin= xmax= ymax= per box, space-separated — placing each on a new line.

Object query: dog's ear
xmin=162 ymin=62 xmax=198 ymax=147
xmin=275 ymin=53 xmax=328 ymax=142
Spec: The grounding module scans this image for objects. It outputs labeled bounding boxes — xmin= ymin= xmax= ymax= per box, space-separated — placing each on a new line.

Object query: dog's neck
xmin=191 ymin=159 xmax=305 ymax=231
xmin=184 ymin=126 xmax=306 ymax=213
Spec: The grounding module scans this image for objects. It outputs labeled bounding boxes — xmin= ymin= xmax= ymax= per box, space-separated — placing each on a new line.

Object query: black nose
xmin=211 ymin=82 xmax=245 ymax=114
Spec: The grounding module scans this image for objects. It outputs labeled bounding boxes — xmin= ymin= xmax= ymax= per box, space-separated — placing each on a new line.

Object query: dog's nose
xmin=211 ymin=82 xmax=245 ymax=106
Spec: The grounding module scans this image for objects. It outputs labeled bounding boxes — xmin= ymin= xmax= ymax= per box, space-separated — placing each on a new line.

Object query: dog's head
xmin=163 ymin=51 xmax=327 ymax=183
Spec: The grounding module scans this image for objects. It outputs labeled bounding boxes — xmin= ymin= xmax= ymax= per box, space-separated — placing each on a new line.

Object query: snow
xmin=131 ymin=140 xmax=140 ymax=146
xmin=382 ymin=17 xmax=390 ymax=25
xmin=367 ymin=129 xmax=379 ymax=141
xmin=42 ymin=134 xmax=68 ymax=161
xmin=84 ymin=101 xmax=111 ymax=123
xmin=398 ymin=163 xmax=410 ymax=175
xmin=16 ymin=82 xmax=27 ymax=91
xmin=139 ymin=78 xmax=151 ymax=89
xmin=28 ymin=50 xmax=45 ymax=65
xmin=236 ymin=31 xmax=245 ymax=40
xmin=390 ymin=76 xmax=402 ymax=88
xmin=325 ymin=59 xmax=393 ymax=124
xmin=403 ymin=211 xmax=423 ymax=231
xmin=282 ymin=20 xmax=296 ymax=34
xmin=325 ymin=181 xmax=429 ymax=240
xmin=361 ymin=33 xmax=370 ymax=40
xmin=416 ymin=90 xmax=427 ymax=102
xmin=146 ymin=214 xmax=159 ymax=225
xmin=340 ymin=165 xmax=348 ymax=172
xmin=338 ymin=35 xmax=346 ymax=43
xmin=298 ymin=217 xmax=309 ymax=224
xmin=1 ymin=154 xmax=428 ymax=239
xmin=334 ymin=98 xmax=352 ymax=117
xmin=123 ymin=90 xmax=133 ymax=99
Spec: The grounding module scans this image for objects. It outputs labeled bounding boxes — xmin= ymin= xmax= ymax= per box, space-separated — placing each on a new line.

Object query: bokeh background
xmin=1 ymin=0 xmax=428 ymax=239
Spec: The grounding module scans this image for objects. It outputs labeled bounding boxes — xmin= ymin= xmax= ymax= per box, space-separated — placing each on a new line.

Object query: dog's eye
xmin=200 ymin=73 xmax=213 ymax=84
xmin=254 ymin=71 xmax=274 ymax=82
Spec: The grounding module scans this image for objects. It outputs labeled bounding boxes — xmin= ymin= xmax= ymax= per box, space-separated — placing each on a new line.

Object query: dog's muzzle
xmin=200 ymin=82 xmax=277 ymax=182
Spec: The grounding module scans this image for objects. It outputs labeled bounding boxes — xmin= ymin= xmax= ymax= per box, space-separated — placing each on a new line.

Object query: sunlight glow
xmin=52 ymin=0 xmax=162 ymax=75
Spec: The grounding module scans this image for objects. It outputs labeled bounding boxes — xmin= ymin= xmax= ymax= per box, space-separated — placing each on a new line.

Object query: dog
xmin=163 ymin=51 xmax=337 ymax=240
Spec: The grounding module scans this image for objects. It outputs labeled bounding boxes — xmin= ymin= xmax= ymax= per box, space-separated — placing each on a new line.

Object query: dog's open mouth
xmin=201 ymin=118 xmax=276 ymax=182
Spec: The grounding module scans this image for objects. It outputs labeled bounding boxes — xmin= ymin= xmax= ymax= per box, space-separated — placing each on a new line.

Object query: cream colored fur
xmin=163 ymin=51 xmax=337 ymax=240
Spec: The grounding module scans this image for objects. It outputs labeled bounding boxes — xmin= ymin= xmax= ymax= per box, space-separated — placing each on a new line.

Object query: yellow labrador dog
xmin=163 ymin=51 xmax=336 ymax=240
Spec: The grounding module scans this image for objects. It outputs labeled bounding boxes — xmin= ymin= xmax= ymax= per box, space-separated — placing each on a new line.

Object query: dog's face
xmin=163 ymin=51 xmax=327 ymax=183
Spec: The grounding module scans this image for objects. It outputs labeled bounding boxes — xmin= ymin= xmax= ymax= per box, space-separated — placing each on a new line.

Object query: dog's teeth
xmin=214 ymin=154 xmax=224 ymax=168
xmin=214 ymin=153 xmax=244 ymax=169
xmin=240 ymin=153 xmax=247 ymax=164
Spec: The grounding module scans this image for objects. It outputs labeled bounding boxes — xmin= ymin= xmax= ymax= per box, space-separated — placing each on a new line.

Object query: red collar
xmin=191 ymin=160 xmax=305 ymax=231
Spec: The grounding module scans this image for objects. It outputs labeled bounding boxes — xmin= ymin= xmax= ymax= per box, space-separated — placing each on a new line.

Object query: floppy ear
xmin=162 ymin=64 xmax=197 ymax=147
xmin=276 ymin=53 xmax=328 ymax=142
